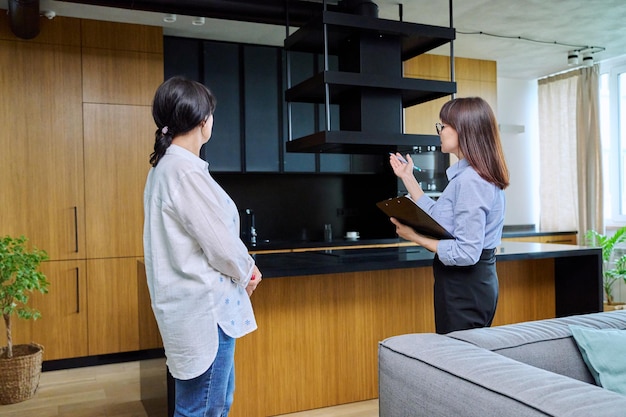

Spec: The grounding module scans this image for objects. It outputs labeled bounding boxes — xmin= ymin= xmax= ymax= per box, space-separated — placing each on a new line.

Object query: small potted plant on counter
xmin=585 ymin=226 xmax=626 ymax=310
xmin=0 ymin=235 xmax=49 ymax=404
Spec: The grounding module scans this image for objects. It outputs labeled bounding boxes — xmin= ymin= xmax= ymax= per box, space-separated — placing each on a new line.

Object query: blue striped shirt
xmin=416 ymin=158 xmax=505 ymax=266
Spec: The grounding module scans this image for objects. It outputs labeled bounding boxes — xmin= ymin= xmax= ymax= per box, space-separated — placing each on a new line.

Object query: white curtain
xmin=537 ymin=66 xmax=603 ymax=236
xmin=576 ymin=66 xmax=603 ymax=235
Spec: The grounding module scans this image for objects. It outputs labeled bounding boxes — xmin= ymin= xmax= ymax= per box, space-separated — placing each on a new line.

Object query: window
xmin=600 ymin=59 xmax=626 ymax=225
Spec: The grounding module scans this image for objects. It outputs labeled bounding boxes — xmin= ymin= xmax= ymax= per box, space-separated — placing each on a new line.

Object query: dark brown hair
xmin=150 ymin=76 xmax=217 ymax=167
xmin=439 ymin=97 xmax=509 ymax=189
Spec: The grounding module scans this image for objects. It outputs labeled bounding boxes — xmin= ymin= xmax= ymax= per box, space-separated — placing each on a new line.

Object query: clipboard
xmin=376 ymin=196 xmax=453 ymax=239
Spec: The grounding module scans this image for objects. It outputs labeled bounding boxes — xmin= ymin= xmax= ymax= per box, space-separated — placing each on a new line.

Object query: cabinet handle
xmin=73 ymin=206 xmax=79 ymax=253
xmin=75 ymin=267 xmax=80 ymax=314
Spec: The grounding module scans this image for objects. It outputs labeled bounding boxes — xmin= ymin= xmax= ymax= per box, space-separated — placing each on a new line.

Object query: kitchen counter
xmin=253 ymin=240 xmax=594 ymax=279
xmin=238 ymin=240 xmax=601 ymax=416
xmin=150 ymin=240 xmax=601 ymax=417
xmin=245 ymin=230 xmax=578 ymax=253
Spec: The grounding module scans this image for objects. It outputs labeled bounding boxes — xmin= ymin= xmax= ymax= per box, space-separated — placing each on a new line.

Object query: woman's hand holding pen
xmin=389 ymin=153 xmax=425 ymax=200
xmin=246 ymin=265 xmax=262 ymax=297
xmin=389 ymin=153 xmax=416 ymax=180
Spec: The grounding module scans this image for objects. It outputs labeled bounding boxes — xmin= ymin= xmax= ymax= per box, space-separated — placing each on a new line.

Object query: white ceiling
xmin=2 ymin=0 xmax=626 ymax=80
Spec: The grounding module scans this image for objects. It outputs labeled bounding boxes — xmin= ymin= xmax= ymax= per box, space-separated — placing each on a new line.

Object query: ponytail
xmin=149 ymin=126 xmax=173 ymax=167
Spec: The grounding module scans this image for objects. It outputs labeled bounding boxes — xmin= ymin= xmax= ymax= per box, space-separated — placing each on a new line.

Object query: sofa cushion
xmin=446 ymin=311 xmax=626 ymax=384
xmin=570 ymin=324 xmax=626 ymax=395
xmin=379 ymin=333 xmax=626 ymax=417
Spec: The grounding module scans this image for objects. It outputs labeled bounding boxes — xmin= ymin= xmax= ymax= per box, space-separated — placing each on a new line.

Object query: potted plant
xmin=0 ymin=235 xmax=49 ymax=404
xmin=585 ymin=226 xmax=626 ymax=309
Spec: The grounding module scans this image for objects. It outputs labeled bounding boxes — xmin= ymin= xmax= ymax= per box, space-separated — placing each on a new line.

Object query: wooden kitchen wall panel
xmin=83 ymin=103 xmax=154 ymax=258
xmin=456 ymin=57 xmax=497 ymax=82
xmin=404 ymin=55 xmax=497 ymax=83
xmin=87 ymin=258 xmax=141 ymax=355
xmin=0 ymin=13 xmax=81 ymax=45
xmin=457 ymin=80 xmax=498 ymax=109
xmin=403 ymin=54 xmax=497 ymax=136
xmin=404 ymin=53 xmax=451 ymax=80
xmin=82 ymin=47 xmax=163 ymax=105
xmin=404 ymin=96 xmax=449 ymax=134
xmin=7 ymin=260 xmax=89 ymax=361
xmin=0 ymin=40 xmax=85 ymax=260
xmin=81 ymin=19 xmax=162 ymax=53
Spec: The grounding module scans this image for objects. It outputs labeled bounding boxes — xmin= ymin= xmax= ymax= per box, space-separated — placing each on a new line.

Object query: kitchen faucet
xmin=243 ymin=208 xmax=257 ymax=246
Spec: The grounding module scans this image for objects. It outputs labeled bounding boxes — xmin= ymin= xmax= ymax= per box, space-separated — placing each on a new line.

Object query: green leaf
xmin=0 ymin=235 xmax=49 ymax=351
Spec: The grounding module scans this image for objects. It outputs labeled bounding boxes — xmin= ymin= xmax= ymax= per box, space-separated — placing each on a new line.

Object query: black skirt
xmin=432 ymin=248 xmax=498 ymax=334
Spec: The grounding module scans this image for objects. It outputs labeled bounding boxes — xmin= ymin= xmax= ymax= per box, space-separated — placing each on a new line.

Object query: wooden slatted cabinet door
xmin=7 ymin=260 xmax=89 ymax=361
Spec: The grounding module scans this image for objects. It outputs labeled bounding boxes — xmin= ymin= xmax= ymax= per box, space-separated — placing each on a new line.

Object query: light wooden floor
xmin=0 ymin=359 xmax=379 ymax=417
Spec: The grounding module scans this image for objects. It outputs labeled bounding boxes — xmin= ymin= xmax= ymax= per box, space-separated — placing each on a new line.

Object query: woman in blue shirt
xmin=390 ymin=97 xmax=509 ymax=334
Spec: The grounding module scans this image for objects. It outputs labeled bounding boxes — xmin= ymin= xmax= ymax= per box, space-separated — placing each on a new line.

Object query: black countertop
xmin=253 ymin=241 xmax=599 ymax=278
xmin=246 ymin=230 xmax=577 ymax=252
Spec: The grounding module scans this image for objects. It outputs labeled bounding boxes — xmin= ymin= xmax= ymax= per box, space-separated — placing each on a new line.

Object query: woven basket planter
xmin=0 ymin=343 xmax=44 ymax=405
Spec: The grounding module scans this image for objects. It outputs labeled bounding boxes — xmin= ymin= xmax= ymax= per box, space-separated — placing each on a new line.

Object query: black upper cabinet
xmin=164 ymin=36 xmax=390 ymax=174
xmin=164 ymin=37 xmax=202 ymax=80
xmin=202 ymin=41 xmax=242 ymax=172
xmin=243 ymin=45 xmax=281 ymax=172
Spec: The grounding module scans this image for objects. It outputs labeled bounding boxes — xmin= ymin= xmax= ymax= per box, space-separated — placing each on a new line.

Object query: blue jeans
xmin=174 ymin=326 xmax=236 ymax=417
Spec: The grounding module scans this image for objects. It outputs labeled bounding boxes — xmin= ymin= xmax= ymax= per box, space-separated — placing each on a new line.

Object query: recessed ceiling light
xmin=163 ymin=14 xmax=176 ymax=23
xmin=192 ymin=16 xmax=205 ymax=26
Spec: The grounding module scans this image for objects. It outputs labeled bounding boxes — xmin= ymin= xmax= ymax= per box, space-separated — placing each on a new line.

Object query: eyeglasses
xmin=435 ymin=122 xmax=445 ymax=135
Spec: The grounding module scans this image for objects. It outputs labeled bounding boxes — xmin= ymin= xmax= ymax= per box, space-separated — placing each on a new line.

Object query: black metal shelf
xmin=284 ymin=11 xmax=455 ymax=61
xmin=283 ymin=8 xmax=455 ymax=154
xmin=285 ymin=70 xmax=456 ymax=108
xmin=285 ymin=130 xmax=441 ymax=154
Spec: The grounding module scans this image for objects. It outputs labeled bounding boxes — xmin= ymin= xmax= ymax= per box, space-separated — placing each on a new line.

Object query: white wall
xmin=496 ymin=78 xmax=540 ymax=227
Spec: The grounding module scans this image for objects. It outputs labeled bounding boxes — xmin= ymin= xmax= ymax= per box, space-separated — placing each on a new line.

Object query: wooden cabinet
xmin=83 ymin=104 xmax=154 ymax=258
xmin=1 ymin=17 xmax=164 ymax=361
xmin=503 ymin=233 xmax=578 ymax=245
xmin=80 ymin=20 xmax=163 ymax=357
xmin=10 ymin=260 xmax=88 ymax=361
xmin=0 ymin=30 xmax=85 ymax=261
xmin=87 ymin=258 xmax=142 ymax=355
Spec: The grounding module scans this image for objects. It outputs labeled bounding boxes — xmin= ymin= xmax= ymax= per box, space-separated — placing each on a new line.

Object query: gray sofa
xmin=378 ymin=310 xmax=626 ymax=417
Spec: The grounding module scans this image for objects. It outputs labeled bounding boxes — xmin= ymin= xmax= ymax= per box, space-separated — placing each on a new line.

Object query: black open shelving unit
xmin=284 ymin=6 xmax=456 ymax=154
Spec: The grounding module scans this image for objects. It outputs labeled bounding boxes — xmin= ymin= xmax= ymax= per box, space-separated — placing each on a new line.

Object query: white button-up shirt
xmin=143 ymin=144 xmax=257 ymax=380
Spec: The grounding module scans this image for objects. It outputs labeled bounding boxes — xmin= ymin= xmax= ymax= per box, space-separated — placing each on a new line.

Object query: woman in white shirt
xmin=390 ymin=97 xmax=509 ymax=334
xmin=144 ymin=76 xmax=262 ymax=416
